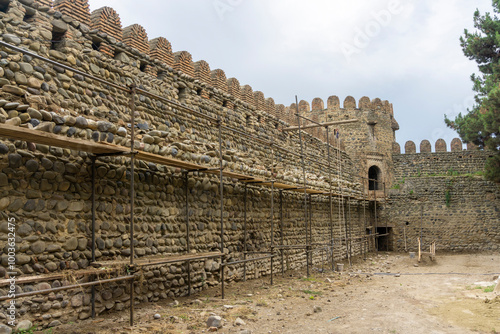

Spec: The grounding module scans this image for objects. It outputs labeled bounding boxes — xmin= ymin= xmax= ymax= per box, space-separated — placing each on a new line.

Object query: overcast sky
xmin=88 ymin=0 xmax=493 ymax=151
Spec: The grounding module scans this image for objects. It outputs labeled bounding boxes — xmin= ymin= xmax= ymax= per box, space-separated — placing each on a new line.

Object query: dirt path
xmin=49 ymin=253 xmax=500 ymax=334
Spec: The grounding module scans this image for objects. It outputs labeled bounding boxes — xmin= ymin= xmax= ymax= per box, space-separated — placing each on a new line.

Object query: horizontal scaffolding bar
xmin=223 ymin=255 xmax=276 ymax=267
xmin=274 ymin=245 xmax=309 ymax=249
xmin=0 ymin=267 xmax=119 ymax=287
xmin=0 ymin=276 xmax=134 ymax=302
xmin=94 ymin=252 xmax=222 ymax=269
xmin=283 ymin=119 xmax=359 ymax=131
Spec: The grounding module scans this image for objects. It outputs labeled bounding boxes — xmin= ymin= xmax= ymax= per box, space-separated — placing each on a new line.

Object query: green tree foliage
xmin=445 ymin=1 xmax=500 ymax=182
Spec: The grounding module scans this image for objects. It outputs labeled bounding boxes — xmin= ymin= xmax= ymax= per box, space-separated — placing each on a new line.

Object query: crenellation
xmin=148 ymin=37 xmax=173 ymax=67
xmin=327 ymin=95 xmax=340 ymax=110
xmin=265 ymin=97 xmax=276 ymax=115
xmin=343 ymin=96 xmax=356 ymax=109
xmin=241 ymin=84 xmax=254 ymax=106
xmin=226 ymin=77 xmax=241 ymax=101
xmin=383 ymin=100 xmax=392 ymax=114
xmin=396 ymin=139 xmax=481 ymax=155
xmin=275 ymin=103 xmax=285 ymax=120
xmin=371 ymin=97 xmax=383 ymax=110
xmin=90 ymin=7 xmax=122 ymax=57
xmin=298 ymin=99 xmax=310 ymax=113
xmin=53 ymin=0 xmax=90 ymax=27
xmin=358 ymin=96 xmax=371 ymax=109
xmin=173 ymin=50 xmax=194 ymax=78
xmin=122 ymin=23 xmax=149 ymax=56
xmin=286 ymin=104 xmax=297 ymax=124
xmin=311 ymin=97 xmax=324 ymax=111
xmin=253 ymin=91 xmax=265 ymax=111
xmin=210 ymin=68 xmax=228 ymax=93
xmin=450 ymin=137 xmax=463 ymax=151
xmin=193 ymin=59 xmax=211 ymax=88
xmin=420 ymin=140 xmax=431 ymax=153
xmin=435 ymin=138 xmax=447 ymax=152
xmin=405 ymin=140 xmax=416 ymax=154
xmin=467 ymin=142 xmax=479 ymax=150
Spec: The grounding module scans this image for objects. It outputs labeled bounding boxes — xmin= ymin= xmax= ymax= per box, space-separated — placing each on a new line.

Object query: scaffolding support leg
xmin=308 ymin=194 xmax=313 ymax=271
xmin=185 ymin=173 xmax=191 ymax=296
xmin=348 ymin=199 xmax=352 ymax=266
xmin=295 ymin=97 xmax=309 ymax=278
xmin=90 ymin=156 xmax=96 ymax=319
xmin=243 ymin=184 xmax=247 ymax=282
xmin=279 ymin=190 xmax=284 ymax=277
xmin=218 ymin=119 xmax=225 ymax=300
xmin=326 ymin=127 xmax=334 ymax=271
xmin=270 ymin=181 xmax=274 ymax=286
xmin=129 ymin=85 xmax=136 ymax=327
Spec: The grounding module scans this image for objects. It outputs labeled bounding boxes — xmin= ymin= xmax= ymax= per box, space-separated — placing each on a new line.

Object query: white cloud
xmin=86 ymin=0 xmax=493 ymax=147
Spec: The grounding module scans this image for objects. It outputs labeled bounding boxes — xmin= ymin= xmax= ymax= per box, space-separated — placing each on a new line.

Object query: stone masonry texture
xmin=0 ymin=0 xmax=497 ymax=330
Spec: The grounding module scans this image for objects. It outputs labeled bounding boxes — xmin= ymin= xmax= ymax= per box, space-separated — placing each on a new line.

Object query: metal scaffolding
xmin=0 ymin=40 xmax=387 ymax=327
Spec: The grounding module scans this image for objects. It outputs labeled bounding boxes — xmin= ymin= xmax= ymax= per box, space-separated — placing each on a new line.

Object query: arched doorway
xmin=368 ymin=166 xmax=381 ymax=190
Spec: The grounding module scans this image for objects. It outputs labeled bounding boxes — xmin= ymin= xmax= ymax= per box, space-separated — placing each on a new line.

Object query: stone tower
xmin=296 ymin=95 xmax=399 ymax=193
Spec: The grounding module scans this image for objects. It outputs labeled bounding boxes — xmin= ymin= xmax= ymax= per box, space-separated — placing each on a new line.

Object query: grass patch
xmin=232 ymin=306 xmax=257 ymax=320
xmin=301 ymin=289 xmax=322 ymax=295
xmin=468 ymin=285 xmax=496 ymax=292
xmin=483 ymin=285 xmax=495 ymax=293
xmin=301 ymin=276 xmax=318 ymax=282
xmin=256 ymin=299 xmax=268 ymax=307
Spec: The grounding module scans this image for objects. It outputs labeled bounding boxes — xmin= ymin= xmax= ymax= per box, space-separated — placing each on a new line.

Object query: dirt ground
xmin=47 ymin=252 xmax=500 ymax=334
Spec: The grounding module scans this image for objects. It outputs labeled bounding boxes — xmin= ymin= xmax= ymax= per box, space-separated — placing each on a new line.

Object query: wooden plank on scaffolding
xmin=94 ymin=251 xmax=222 ymax=269
xmin=0 ymin=125 xmax=346 ymax=199
xmin=0 ymin=267 xmax=120 ymax=287
xmin=0 ymin=124 xmax=128 ymax=155
xmin=282 ymin=119 xmax=359 ymax=132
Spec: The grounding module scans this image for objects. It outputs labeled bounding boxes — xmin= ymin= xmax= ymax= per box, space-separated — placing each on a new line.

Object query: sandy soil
xmin=46 ymin=252 xmax=500 ymax=334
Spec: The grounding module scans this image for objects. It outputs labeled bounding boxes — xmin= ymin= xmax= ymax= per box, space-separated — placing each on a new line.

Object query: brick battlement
xmin=5 ymin=0 xmax=397 ymax=135
xmin=3 ymin=0 xmax=288 ymax=120
xmin=395 ymin=138 xmax=479 ymax=154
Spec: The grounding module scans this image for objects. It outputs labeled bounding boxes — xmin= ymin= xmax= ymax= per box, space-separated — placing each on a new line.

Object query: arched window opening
xmin=368 ymin=165 xmax=381 ymax=190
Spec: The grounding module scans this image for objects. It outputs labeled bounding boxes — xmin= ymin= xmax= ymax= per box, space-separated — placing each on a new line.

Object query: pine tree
xmin=445 ymin=1 xmax=500 ymax=182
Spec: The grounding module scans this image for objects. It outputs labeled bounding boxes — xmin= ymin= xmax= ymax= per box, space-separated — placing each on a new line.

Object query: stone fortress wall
xmin=0 ymin=0 xmax=496 ymax=330
xmin=382 ymin=138 xmax=499 ymax=252
xmin=0 ymin=0 xmax=371 ymax=327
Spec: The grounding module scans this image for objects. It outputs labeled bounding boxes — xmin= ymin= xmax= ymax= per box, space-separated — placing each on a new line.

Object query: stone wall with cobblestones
xmin=0 ymin=0 xmax=369 ymax=328
xmin=382 ymin=147 xmax=499 ymax=253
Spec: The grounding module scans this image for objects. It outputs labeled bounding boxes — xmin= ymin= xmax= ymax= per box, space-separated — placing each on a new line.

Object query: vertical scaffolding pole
xmin=374 ymin=186 xmax=378 ymax=252
xmin=337 ymin=135 xmax=348 ymax=264
xmin=385 ymin=181 xmax=389 ymax=252
xmin=279 ymin=190 xmax=284 ymax=277
xmin=185 ymin=173 xmax=191 ymax=296
xmin=129 ymin=85 xmax=136 ymax=327
xmin=218 ymin=118 xmax=225 ymax=299
xmin=270 ymin=180 xmax=274 ymax=286
xmin=326 ymin=128 xmax=334 ymax=271
xmin=270 ymin=146 xmax=275 ymax=285
xmin=343 ymin=200 xmax=349 ymax=263
xmin=348 ymin=198 xmax=352 ymax=266
xmin=363 ymin=180 xmax=367 ymax=259
xmin=243 ymin=184 xmax=247 ymax=281
xmin=90 ymin=156 xmax=96 ymax=319
xmin=295 ymin=96 xmax=309 ymax=277
xmin=307 ymin=194 xmax=313 ymax=266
